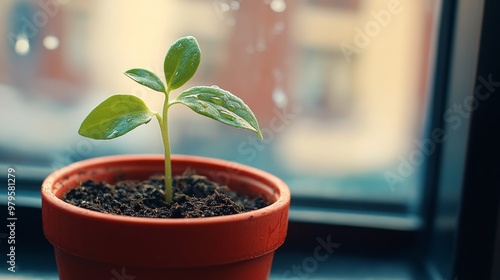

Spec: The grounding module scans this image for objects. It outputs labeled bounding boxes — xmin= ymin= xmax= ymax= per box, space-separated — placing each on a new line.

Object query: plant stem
xmin=158 ymin=90 xmax=173 ymax=203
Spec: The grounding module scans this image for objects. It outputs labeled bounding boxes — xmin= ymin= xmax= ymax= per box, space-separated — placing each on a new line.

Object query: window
xmin=1 ymin=0 xmax=439 ymax=220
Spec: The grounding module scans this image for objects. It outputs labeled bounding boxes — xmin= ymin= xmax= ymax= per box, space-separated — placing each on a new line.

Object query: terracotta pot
xmin=42 ymin=154 xmax=290 ymax=280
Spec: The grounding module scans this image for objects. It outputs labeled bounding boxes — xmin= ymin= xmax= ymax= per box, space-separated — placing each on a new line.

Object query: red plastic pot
xmin=41 ymin=154 xmax=290 ymax=280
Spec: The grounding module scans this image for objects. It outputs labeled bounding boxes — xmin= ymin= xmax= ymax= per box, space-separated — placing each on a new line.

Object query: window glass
xmin=0 ymin=0 xmax=441 ymax=216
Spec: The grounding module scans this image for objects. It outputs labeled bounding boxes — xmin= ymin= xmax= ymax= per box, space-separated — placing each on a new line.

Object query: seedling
xmin=78 ymin=36 xmax=263 ymax=203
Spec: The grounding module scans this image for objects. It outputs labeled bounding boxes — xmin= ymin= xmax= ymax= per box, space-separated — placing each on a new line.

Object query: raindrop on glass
xmin=230 ymin=1 xmax=240 ymax=10
xmin=43 ymin=35 xmax=60 ymax=50
xmin=272 ymin=87 xmax=287 ymax=108
xmin=219 ymin=2 xmax=231 ymax=12
xmin=15 ymin=34 xmax=30 ymax=56
xmin=270 ymin=0 xmax=286 ymax=13
xmin=272 ymin=21 xmax=286 ymax=35
xmin=256 ymin=37 xmax=266 ymax=52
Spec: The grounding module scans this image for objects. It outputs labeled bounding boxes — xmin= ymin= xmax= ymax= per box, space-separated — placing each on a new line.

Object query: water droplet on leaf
xmin=220 ymin=110 xmax=236 ymax=121
xmin=226 ymin=17 xmax=236 ymax=26
xmin=211 ymin=96 xmax=223 ymax=105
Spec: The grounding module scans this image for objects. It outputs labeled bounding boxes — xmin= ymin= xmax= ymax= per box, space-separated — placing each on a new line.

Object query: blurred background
xmin=0 ymin=0 xmax=440 ymax=226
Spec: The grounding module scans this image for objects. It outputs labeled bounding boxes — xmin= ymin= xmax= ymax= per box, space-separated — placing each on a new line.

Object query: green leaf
xmin=124 ymin=68 xmax=166 ymax=93
xmin=164 ymin=36 xmax=201 ymax=91
xmin=173 ymin=86 xmax=263 ymax=139
xmin=79 ymin=95 xmax=154 ymax=139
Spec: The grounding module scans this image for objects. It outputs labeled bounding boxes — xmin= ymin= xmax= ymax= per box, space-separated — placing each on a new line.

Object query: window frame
xmin=422 ymin=0 xmax=500 ymax=279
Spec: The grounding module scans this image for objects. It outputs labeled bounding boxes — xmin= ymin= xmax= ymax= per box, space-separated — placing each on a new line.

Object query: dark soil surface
xmin=62 ymin=170 xmax=269 ymax=218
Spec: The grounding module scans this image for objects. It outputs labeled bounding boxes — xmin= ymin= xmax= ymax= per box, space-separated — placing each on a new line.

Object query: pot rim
xmin=42 ymin=154 xmax=290 ymax=225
